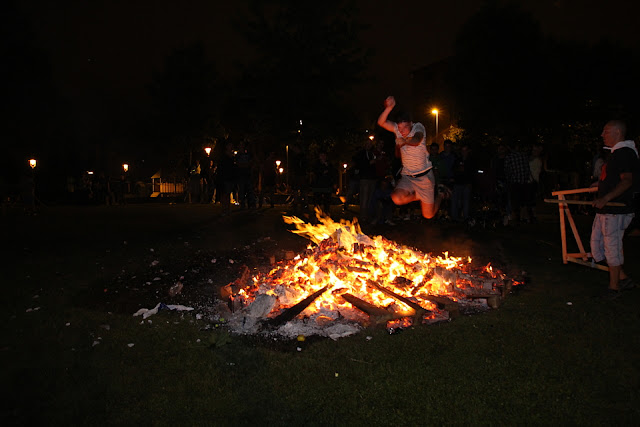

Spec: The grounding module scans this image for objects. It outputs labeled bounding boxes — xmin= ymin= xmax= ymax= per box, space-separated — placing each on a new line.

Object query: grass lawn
xmin=2 ymin=202 xmax=640 ymax=425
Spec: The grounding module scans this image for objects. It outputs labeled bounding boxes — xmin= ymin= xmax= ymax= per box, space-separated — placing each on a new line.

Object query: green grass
xmin=2 ymin=203 xmax=639 ymax=425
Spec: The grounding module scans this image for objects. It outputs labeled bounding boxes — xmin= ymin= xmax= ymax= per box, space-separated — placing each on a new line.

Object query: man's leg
xmin=603 ymin=214 xmax=633 ymax=290
xmin=391 ymin=188 xmax=418 ymax=205
xmin=608 ymin=265 xmax=629 ymax=290
xmin=420 ymin=192 xmax=446 ymax=219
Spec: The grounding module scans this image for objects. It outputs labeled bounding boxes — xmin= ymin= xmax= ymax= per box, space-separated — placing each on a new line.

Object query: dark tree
xmin=149 ymin=42 xmax=221 ymax=149
xmin=229 ymin=0 xmax=368 ymax=155
xmin=448 ymin=2 xmax=546 ymax=137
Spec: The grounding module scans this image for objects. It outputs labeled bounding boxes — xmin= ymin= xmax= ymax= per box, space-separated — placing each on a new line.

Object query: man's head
xmin=396 ymin=112 xmax=413 ymax=137
xmin=430 ymin=142 xmax=440 ymax=155
xmin=601 ymin=120 xmax=626 ymax=147
xmin=443 ymin=139 xmax=453 ymax=153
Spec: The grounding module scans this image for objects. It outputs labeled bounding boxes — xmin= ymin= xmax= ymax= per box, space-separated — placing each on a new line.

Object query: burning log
xmin=263 ymin=285 xmax=329 ymax=328
xmin=340 ymin=293 xmax=403 ymax=325
xmin=420 ymin=295 xmax=460 ymax=318
xmin=367 ymin=280 xmax=430 ymax=324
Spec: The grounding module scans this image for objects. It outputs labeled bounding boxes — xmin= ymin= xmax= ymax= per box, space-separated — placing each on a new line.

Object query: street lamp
xmin=123 ymin=163 xmax=129 ymax=173
xmin=275 ymin=160 xmax=281 ymax=168
xmin=204 ymin=147 xmax=211 ymax=156
xmin=431 ymin=109 xmax=439 ymax=140
xmin=369 ymin=135 xmax=374 ymax=141
xmin=29 ymin=159 xmax=37 ymax=169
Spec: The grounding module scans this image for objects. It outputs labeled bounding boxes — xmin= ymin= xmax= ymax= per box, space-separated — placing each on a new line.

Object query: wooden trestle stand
xmin=544 ymin=187 xmax=625 ymax=272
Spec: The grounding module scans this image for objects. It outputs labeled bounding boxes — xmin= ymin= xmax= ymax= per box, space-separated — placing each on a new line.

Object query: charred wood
xmin=263 ymin=285 xmax=329 ymax=328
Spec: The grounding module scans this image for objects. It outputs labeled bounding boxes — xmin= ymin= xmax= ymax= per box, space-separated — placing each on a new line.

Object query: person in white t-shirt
xmin=377 ymin=96 xmax=447 ymax=219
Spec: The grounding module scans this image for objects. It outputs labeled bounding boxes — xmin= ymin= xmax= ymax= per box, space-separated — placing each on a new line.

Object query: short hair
xmin=396 ymin=112 xmax=412 ymax=124
xmin=608 ymin=120 xmax=627 ymax=139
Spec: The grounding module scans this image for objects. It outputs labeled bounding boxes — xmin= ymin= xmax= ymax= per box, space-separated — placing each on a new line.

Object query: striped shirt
xmin=394 ymin=122 xmax=431 ymax=176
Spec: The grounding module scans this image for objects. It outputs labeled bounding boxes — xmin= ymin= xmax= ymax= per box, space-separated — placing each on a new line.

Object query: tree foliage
xmin=449 ymin=2 xmax=546 ymax=137
xmin=230 ymin=0 xmax=368 ymax=153
xmin=149 ymin=42 xmax=220 ymax=148
xmin=449 ymin=2 xmax=640 ymax=139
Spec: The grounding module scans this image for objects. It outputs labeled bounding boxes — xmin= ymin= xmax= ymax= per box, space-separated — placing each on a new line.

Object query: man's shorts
xmin=590 ymin=213 xmax=634 ymax=266
xmin=395 ymin=170 xmax=435 ymax=204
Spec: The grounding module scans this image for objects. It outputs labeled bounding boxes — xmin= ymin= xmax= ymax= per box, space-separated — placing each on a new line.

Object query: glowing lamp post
xmin=341 ymin=163 xmax=348 ymax=193
xmin=431 ymin=109 xmax=439 ymax=140
xmin=29 ymin=159 xmax=37 ymax=169
xmin=275 ymin=160 xmax=281 ymax=169
xmin=122 ymin=163 xmax=129 ymax=173
xmin=369 ymin=135 xmax=374 ymax=141
xmin=204 ymin=147 xmax=212 ymax=156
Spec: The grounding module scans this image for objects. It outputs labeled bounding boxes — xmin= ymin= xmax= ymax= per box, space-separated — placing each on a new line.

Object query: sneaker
xmin=603 ymin=288 xmax=623 ymax=300
xmin=619 ymin=278 xmax=637 ymax=291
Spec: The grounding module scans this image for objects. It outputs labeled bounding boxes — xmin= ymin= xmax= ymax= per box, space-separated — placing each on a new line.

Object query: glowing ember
xmin=225 ymin=209 xmax=521 ymax=339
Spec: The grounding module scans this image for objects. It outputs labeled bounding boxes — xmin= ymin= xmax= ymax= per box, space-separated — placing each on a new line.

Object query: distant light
xmin=87 ymin=171 xmax=94 ymax=175
xmin=275 ymin=160 xmax=281 ymax=167
xmin=204 ymin=147 xmax=212 ymax=156
xmin=431 ymin=109 xmax=438 ymax=115
xmin=369 ymin=135 xmax=374 ymax=140
xmin=123 ymin=163 xmax=129 ymax=172
xmin=343 ymin=163 xmax=347 ymax=169
xmin=29 ymin=159 xmax=37 ymax=169
xmin=299 ymin=120 xmax=303 ymax=126
xmin=278 ymin=167 xmax=284 ymax=174
xmin=233 ymin=151 xmax=238 ymax=155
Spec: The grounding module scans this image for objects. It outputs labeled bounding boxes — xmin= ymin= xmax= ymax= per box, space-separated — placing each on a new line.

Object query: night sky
xmin=17 ymin=0 xmax=639 ymax=120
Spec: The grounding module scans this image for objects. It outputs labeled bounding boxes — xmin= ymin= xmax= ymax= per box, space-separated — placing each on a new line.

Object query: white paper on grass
xmin=133 ymin=303 xmax=194 ymax=319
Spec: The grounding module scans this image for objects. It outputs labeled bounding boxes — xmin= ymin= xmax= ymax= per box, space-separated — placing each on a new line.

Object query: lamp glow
xmin=204 ymin=147 xmax=212 ymax=156
xmin=123 ymin=163 xmax=129 ymax=172
xmin=29 ymin=159 xmax=37 ymax=169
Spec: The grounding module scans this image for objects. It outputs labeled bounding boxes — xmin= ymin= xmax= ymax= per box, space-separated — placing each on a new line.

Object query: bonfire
xmin=223 ymin=210 xmax=521 ymax=340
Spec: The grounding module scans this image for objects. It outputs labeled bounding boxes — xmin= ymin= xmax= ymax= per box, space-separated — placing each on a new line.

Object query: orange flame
xmin=234 ymin=209 xmax=514 ymax=326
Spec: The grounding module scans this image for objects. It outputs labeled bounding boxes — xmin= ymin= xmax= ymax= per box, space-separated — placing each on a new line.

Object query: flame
xmin=232 ymin=209 xmax=516 ymax=327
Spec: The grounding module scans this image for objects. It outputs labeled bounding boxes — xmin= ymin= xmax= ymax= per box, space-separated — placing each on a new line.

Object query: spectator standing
xmin=438 ymin=140 xmax=456 ymax=190
xmin=590 ymin=120 xmax=639 ymax=296
xmin=218 ymin=142 xmax=237 ymax=216
xmin=259 ymin=152 xmax=277 ymax=208
xmin=236 ymin=141 xmax=256 ymax=209
xmin=504 ymin=143 xmax=533 ymax=224
xmin=451 ymin=144 xmax=475 ymax=223
xmin=352 ymin=138 xmax=378 ymax=222
xmin=311 ymin=151 xmax=338 ymax=214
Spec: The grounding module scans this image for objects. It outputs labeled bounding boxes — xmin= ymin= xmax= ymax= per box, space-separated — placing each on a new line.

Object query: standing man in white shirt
xmin=377 ymin=96 xmax=446 ymax=219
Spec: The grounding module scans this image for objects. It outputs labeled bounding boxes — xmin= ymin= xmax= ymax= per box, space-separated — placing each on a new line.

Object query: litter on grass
xmin=133 ymin=303 xmax=194 ymax=319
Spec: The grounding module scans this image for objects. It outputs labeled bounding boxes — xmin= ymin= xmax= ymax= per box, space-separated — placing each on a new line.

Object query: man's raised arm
xmin=377 ymin=96 xmax=396 ymax=132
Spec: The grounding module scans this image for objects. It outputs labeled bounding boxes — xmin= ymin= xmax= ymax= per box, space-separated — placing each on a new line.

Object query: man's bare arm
xmin=400 ymin=132 xmax=424 ymax=146
xmin=377 ymin=96 xmax=396 ymax=132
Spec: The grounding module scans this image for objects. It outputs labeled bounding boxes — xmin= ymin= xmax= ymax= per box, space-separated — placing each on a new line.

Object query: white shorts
xmin=395 ymin=170 xmax=435 ymax=204
xmin=590 ymin=213 xmax=634 ymax=266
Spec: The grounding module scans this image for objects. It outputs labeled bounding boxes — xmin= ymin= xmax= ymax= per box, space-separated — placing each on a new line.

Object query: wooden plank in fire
xmin=458 ymin=292 xmax=502 ymax=309
xmin=340 ymin=293 xmax=404 ymax=325
xmin=366 ymin=280 xmax=431 ymax=323
xmin=420 ymin=294 xmax=461 ymax=318
xmin=262 ymin=285 xmax=329 ymax=328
